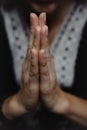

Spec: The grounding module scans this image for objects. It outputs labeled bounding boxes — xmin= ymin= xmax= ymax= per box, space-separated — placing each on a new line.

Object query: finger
xmin=32 ymin=26 xmax=41 ymax=50
xmin=39 ymin=12 xmax=46 ymax=27
xmin=39 ymin=49 xmax=56 ymax=91
xmin=39 ymin=50 xmax=50 ymax=82
xmin=28 ymin=13 xmax=39 ymax=50
xmin=29 ymin=49 xmax=39 ymax=85
xmin=30 ymin=13 xmax=39 ymax=33
xmin=40 ymin=25 xmax=48 ymax=49
xmin=22 ymin=49 xmax=38 ymax=82
xmin=40 ymin=25 xmax=50 ymax=54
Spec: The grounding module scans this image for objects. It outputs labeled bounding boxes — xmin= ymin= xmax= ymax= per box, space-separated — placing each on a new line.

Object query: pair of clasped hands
xmin=19 ymin=12 xmax=67 ymax=115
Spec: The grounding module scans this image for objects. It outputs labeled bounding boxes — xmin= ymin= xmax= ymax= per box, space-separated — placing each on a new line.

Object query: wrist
xmin=2 ymin=93 xmax=27 ymax=119
xmin=53 ymin=89 xmax=70 ymax=115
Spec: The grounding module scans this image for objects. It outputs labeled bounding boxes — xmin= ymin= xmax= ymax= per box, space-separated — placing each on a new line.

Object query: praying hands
xmin=2 ymin=13 xmax=87 ymax=128
xmin=2 ymin=13 xmax=68 ymax=119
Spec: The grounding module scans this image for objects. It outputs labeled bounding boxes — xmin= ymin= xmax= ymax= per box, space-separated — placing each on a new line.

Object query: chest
xmin=1 ymin=4 xmax=87 ymax=89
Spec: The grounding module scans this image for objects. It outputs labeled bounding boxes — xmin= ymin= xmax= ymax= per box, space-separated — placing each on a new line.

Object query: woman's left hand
xmin=39 ymin=23 xmax=69 ymax=114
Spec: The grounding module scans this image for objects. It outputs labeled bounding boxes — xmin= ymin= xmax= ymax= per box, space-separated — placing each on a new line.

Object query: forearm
xmin=53 ymin=87 xmax=87 ymax=127
xmin=65 ymin=93 xmax=87 ymax=126
xmin=56 ymin=91 xmax=87 ymax=126
xmin=2 ymin=92 xmax=27 ymax=119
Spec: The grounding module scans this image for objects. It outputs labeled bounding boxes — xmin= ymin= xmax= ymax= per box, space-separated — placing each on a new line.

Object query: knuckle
xmin=40 ymin=62 xmax=46 ymax=67
xmin=29 ymin=72 xmax=39 ymax=81
xmin=50 ymin=76 xmax=57 ymax=86
xmin=26 ymin=49 xmax=31 ymax=59
xmin=22 ymin=62 xmax=29 ymax=83
xmin=31 ymin=59 xmax=37 ymax=66
xmin=22 ymin=72 xmax=29 ymax=84
xmin=31 ymin=62 xmax=36 ymax=68
xmin=33 ymin=41 xmax=39 ymax=49
xmin=40 ymin=68 xmax=49 ymax=76
xmin=22 ymin=58 xmax=27 ymax=69
xmin=30 ymin=66 xmax=38 ymax=76
xmin=40 ymin=57 xmax=46 ymax=65
xmin=30 ymin=72 xmax=38 ymax=78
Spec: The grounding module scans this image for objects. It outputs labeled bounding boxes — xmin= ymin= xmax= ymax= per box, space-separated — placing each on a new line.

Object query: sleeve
xmin=72 ymin=21 xmax=87 ymax=99
xmin=0 ymin=10 xmax=19 ymax=102
xmin=0 ymin=10 xmax=22 ymax=129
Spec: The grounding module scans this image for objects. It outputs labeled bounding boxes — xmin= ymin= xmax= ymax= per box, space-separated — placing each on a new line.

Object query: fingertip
xmin=39 ymin=12 xmax=46 ymax=27
xmin=30 ymin=13 xmax=35 ymax=23
xmin=30 ymin=13 xmax=37 ymax=18
xmin=40 ymin=12 xmax=46 ymax=22
xmin=30 ymin=13 xmax=38 ymax=26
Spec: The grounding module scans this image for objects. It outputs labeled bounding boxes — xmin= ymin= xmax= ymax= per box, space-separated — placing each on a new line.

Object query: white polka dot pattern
xmin=1 ymin=9 xmax=28 ymax=83
xmin=51 ymin=4 xmax=87 ymax=87
xmin=1 ymin=3 xmax=87 ymax=87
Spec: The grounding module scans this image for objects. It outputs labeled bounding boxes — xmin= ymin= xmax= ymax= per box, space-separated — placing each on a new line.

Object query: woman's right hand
xmin=18 ymin=13 xmax=40 ymax=111
xmin=2 ymin=13 xmax=45 ymax=119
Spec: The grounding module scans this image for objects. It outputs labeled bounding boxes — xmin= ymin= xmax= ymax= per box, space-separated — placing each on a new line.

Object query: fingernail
xmin=30 ymin=13 xmax=33 ymax=23
xmin=43 ymin=12 xmax=46 ymax=23
xmin=30 ymin=13 xmax=36 ymax=22
xmin=30 ymin=13 xmax=34 ymax=17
